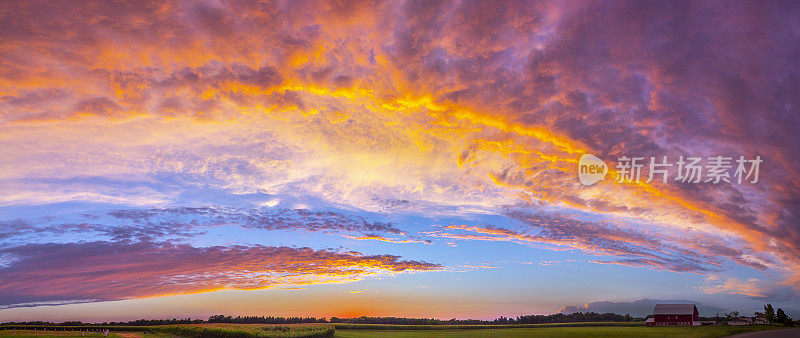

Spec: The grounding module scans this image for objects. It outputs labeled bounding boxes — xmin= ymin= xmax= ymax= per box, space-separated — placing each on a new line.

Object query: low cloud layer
xmin=0 ymin=241 xmax=441 ymax=308
xmin=559 ymin=299 xmax=726 ymax=317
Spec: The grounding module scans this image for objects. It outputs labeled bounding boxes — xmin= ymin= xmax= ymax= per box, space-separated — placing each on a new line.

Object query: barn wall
xmin=649 ymin=314 xmax=695 ymax=326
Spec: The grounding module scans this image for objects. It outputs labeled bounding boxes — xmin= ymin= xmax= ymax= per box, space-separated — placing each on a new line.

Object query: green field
xmin=0 ymin=333 xmax=174 ymax=338
xmin=0 ymin=323 xmax=787 ymax=337
xmin=335 ymin=325 xmax=782 ymax=337
xmin=0 ymin=323 xmax=335 ymax=337
xmin=0 ymin=331 xmax=126 ymax=337
xmin=331 ymin=322 xmax=643 ymax=330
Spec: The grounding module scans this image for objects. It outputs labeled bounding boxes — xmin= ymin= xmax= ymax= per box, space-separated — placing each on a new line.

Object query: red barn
xmin=646 ymin=304 xmax=700 ymax=326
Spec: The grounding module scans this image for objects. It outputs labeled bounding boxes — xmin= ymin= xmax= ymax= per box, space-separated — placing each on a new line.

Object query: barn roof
xmin=653 ymin=304 xmax=697 ymax=315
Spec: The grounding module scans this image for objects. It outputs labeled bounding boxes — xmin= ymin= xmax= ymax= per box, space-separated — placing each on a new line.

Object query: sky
xmin=1 ymin=0 xmax=800 ymax=322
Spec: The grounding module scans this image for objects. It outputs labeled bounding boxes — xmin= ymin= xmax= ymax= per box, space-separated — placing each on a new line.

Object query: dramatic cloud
xmin=0 ymin=241 xmax=441 ymax=308
xmin=1 ymin=0 xmax=799 ymax=314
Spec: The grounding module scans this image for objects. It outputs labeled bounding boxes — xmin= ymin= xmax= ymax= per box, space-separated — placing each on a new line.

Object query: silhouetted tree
xmin=207 ymin=315 xmax=325 ymax=324
xmin=3 ymin=312 xmax=646 ymax=327
xmin=765 ymin=304 xmax=775 ymax=324
xmin=776 ymin=308 xmax=787 ymax=324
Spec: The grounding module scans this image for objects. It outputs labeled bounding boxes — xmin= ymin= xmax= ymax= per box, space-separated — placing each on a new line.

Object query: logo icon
xmin=578 ymin=154 xmax=608 ymax=185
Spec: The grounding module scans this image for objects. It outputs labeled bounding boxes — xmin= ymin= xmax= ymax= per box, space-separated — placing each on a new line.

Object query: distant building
xmin=646 ymin=304 xmax=700 ymax=326
xmin=754 ymin=313 xmax=769 ymax=325
xmin=729 ymin=317 xmax=753 ymax=326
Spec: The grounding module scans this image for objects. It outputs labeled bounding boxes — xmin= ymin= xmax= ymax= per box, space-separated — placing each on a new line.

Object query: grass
xmin=332 ymin=321 xmax=644 ymax=330
xmin=0 ymin=324 xmax=334 ymax=338
xmin=0 ymin=329 xmax=125 ymax=337
xmin=334 ymin=325 xmax=785 ymax=337
xmin=1 ymin=323 xmax=787 ymax=338
xmin=151 ymin=323 xmax=334 ymax=337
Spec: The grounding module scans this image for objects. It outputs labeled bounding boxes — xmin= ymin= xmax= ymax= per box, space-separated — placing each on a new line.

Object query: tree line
xmin=2 ymin=312 xmax=642 ymax=326
xmin=1 ymin=318 xmax=204 ymax=326
xmin=708 ymin=303 xmax=795 ymax=326
xmin=207 ymin=312 xmax=642 ymax=325
xmin=208 ymin=315 xmax=327 ymax=324
xmin=764 ymin=304 xmax=795 ymax=326
xmin=5 ymin=305 xmax=795 ymax=327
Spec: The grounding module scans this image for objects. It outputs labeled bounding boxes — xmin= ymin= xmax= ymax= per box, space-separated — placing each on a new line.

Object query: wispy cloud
xmin=1 ymin=207 xmax=414 ymax=243
xmin=698 ymin=277 xmax=770 ymax=298
xmin=424 ymin=210 xmax=775 ymax=275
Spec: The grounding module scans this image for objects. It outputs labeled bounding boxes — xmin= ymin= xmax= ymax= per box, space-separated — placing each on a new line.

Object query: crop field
xmin=0 ymin=323 xmax=785 ymax=337
xmin=153 ymin=323 xmax=335 ymax=337
xmin=335 ymin=325 xmax=782 ymax=337
xmin=0 ymin=330 xmax=120 ymax=337
xmin=331 ymin=321 xmax=644 ymax=330
xmin=0 ymin=324 xmax=335 ymax=337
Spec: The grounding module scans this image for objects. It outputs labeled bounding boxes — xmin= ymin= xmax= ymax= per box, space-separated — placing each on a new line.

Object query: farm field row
xmin=0 ymin=323 xmax=788 ymax=337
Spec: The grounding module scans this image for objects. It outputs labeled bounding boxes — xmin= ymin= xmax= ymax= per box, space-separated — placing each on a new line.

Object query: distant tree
xmin=776 ymin=308 xmax=787 ymax=324
xmin=765 ymin=304 xmax=775 ymax=324
xmin=786 ymin=317 xmax=795 ymax=327
xmin=0 ymin=312 xmax=647 ymax=327
xmin=513 ymin=312 xmax=641 ymax=324
xmin=730 ymin=311 xmax=740 ymax=318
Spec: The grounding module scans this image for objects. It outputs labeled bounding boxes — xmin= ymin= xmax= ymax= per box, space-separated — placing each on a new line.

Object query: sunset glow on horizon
xmin=1 ymin=0 xmax=800 ymax=323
